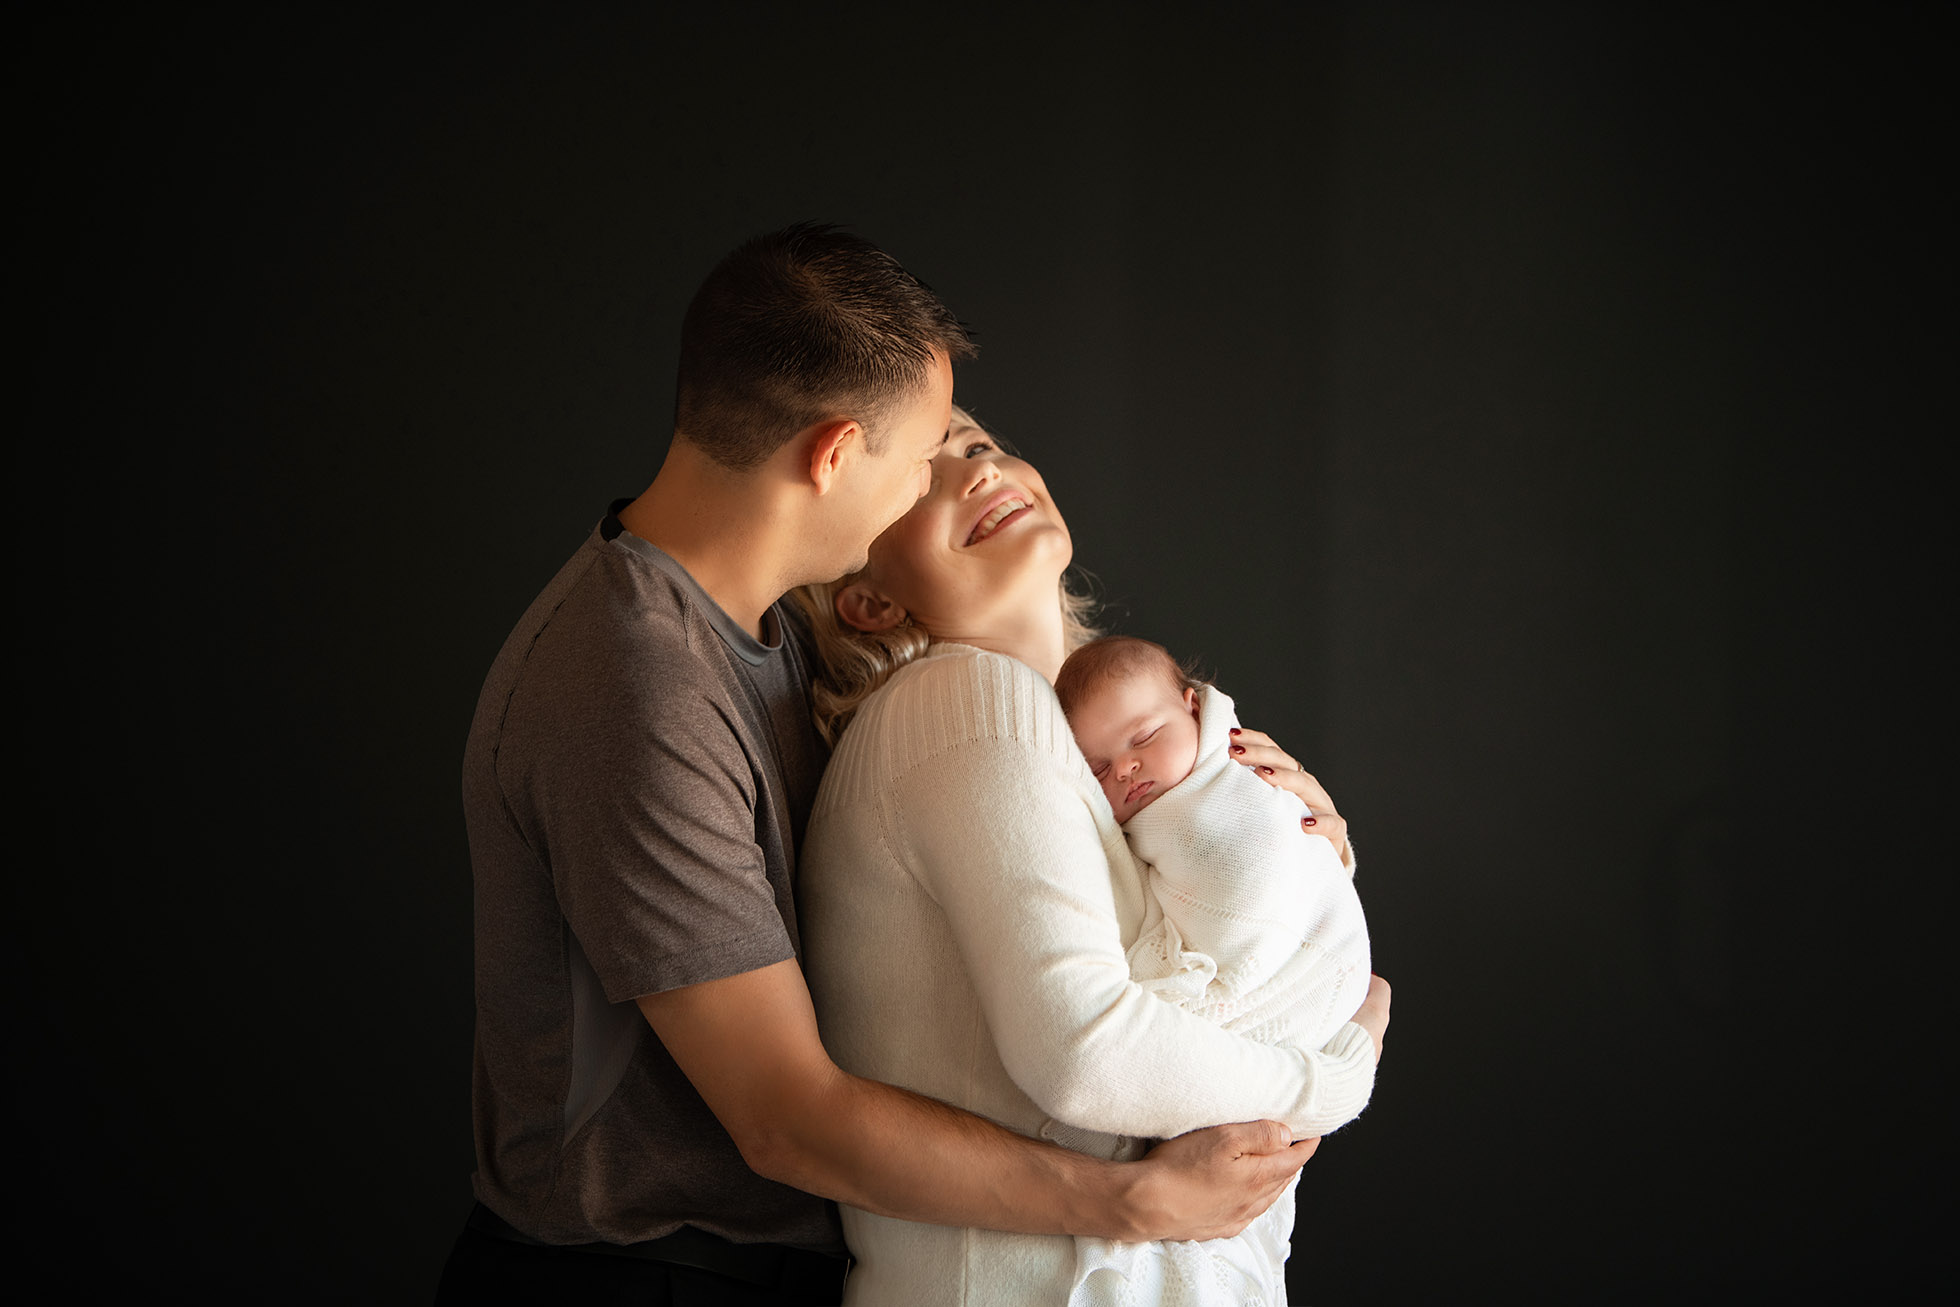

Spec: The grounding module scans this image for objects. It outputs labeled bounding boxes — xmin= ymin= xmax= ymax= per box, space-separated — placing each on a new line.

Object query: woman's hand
xmin=1229 ymin=726 xmax=1351 ymax=866
xmin=1350 ymin=973 xmax=1391 ymax=1064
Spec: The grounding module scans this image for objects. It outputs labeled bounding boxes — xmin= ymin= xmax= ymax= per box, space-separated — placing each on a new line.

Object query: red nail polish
xmin=1302 ymin=815 xmax=1318 ymax=826
xmin=1230 ymin=744 xmax=1245 ymax=755
xmin=1229 ymin=728 xmax=1241 ymax=736
xmin=1258 ymin=765 xmax=1274 ymax=774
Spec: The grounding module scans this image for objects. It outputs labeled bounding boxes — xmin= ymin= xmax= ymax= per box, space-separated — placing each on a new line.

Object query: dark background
xmin=30 ymin=4 xmax=1944 ymax=1302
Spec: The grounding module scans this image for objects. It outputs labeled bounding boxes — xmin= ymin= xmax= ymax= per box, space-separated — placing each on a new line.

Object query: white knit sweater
xmin=799 ymin=646 xmax=1376 ymax=1306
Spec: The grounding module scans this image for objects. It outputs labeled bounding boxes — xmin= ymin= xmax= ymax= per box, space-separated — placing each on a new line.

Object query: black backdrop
xmin=29 ymin=5 xmax=1945 ymax=1302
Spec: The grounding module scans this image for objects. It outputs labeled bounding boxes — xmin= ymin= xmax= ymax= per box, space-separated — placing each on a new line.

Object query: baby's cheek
xmin=1177 ymin=744 xmax=1200 ymax=782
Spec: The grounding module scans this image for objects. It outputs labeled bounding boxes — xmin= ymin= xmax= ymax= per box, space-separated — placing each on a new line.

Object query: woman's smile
xmin=842 ymin=409 xmax=1076 ymax=681
xmin=966 ymin=491 xmax=1034 ymax=546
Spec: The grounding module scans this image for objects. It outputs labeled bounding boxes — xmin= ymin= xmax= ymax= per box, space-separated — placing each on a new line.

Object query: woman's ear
xmin=835 ymin=582 xmax=908 ymax=633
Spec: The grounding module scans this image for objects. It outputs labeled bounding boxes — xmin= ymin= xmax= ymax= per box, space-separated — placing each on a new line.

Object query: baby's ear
xmin=1183 ymin=686 xmax=1200 ymax=717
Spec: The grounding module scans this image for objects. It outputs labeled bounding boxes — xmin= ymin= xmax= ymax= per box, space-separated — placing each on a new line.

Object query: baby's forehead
xmin=1109 ymin=654 xmax=1185 ymax=695
xmin=1087 ymin=665 xmax=1163 ymax=694
xmin=1056 ymin=634 xmax=1190 ymax=719
xmin=1070 ymin=665 xmax=1183 ymax=718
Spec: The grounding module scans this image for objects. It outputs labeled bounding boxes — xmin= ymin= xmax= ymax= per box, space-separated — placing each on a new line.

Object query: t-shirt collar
xmin=601 ymin=499 xmax=780 ymax=666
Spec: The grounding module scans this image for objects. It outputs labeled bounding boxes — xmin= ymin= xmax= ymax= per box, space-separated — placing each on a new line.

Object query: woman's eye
xmin=963 ymin=441 xmax=993 ymax=458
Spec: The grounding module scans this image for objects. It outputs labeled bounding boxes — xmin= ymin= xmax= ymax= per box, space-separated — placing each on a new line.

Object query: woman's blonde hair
xmin=791 ymin=405 xmax=1101 ymax=746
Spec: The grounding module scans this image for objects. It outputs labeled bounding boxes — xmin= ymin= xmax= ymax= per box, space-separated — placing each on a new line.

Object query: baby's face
xmin=1068 ymin=672 xmax=1202 ymax=824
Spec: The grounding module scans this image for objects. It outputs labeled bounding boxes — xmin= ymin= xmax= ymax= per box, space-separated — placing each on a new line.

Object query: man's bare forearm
xmin=743 ymin=1062 xmax=1152 ymax=1239
xmin=636 ymin=961 xmax=1305 ymax=1244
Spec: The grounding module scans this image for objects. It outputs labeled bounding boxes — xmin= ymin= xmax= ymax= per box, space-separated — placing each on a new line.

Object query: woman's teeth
xmin=968 ymin=498 xmax=1028 ymax=545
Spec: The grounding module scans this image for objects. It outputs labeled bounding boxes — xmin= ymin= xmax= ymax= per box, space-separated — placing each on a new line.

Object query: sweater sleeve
xmin=884 ymin=656 xmax=1374 ymax=1140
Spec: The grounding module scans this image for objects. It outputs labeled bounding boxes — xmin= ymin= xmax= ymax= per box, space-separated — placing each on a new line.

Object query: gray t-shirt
xmin=460 ymin=507 xmax=837 ymax=1250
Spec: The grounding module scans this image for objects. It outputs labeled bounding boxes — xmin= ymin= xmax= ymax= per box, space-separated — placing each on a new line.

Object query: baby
xmin=1053 ymin=634 xmax=1375 ymax=1306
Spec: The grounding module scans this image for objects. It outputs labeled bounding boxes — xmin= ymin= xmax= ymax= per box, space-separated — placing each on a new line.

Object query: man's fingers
xmin=1228 ymin=1118 xmax=1296 ymax=1156
xmin=1224 ymin=1136 xmax=1319 ymax=1237
xmin=1244 ymin=1130 xmax=1317 ymax=1184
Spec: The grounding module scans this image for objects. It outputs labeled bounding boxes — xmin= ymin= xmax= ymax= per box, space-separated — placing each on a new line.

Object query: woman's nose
xmin=961 ymin=461 xmax=1000 ymax=497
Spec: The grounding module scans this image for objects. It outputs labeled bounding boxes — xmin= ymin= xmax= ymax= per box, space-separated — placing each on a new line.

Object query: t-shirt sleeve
xmin=497 ymin=604 xmax=794 ymax=1003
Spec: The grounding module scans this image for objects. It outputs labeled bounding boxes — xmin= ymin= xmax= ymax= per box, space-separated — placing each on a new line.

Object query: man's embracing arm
xmin=637 ymin=958 xmax=1315 ymax=1243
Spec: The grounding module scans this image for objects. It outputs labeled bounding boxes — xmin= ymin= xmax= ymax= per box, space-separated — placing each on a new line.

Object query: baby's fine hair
xmin=1053 ymin=635 xmax=1203 ymax=718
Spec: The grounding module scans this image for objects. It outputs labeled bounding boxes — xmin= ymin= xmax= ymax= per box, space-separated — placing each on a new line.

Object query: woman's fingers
xmin=1230 ymin=725 xmax=1349 ymax=861
xmin=1229 ymin=739 xmax=1300 ymax=773
xmin=1227 ymin=727 xmax=1298 ymax=772
xmin=1352 ymin=974 xmax=1391 ymax=1064
xmin=1242 ymin=756 xmax=1338 ymax=817
xmin=1240 ymin=761 xmax=1349 ymax=863
xmin=1296 ymin=811 xmax=1349 ymax=862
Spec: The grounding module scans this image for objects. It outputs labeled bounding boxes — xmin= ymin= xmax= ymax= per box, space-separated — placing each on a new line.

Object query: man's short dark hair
xmin=674 ymin=222 xmax=976 ymax=470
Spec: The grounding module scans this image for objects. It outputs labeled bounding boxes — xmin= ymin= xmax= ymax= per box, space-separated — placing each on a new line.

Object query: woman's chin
xmin=972 ymin=515 xmax=1070 ymax=578
xmin=1022 ymin=516 xmax=1072 ymax=567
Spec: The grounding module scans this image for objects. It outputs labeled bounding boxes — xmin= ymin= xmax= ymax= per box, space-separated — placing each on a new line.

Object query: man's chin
xmin=803 ymin=550 xmax=868 ymax=589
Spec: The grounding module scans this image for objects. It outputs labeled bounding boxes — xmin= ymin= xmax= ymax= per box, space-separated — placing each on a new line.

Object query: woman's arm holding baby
xmin=897 ymin=723 xmax=1380 ymax=1139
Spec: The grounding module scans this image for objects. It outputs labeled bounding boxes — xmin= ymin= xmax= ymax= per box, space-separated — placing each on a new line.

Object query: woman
xmin=794 ymin=408 xmax=1387 ymax=1305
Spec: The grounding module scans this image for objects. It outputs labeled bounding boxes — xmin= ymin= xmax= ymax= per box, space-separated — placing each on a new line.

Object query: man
xmin=437 ymin=224 xmax=1321 ymax=1304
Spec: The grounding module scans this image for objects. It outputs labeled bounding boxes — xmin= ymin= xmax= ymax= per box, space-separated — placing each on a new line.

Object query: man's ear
xmin=807 ymin=420 xmax=861 ymax=495
xmin=835 ymin=582 xmax=907 ymax=634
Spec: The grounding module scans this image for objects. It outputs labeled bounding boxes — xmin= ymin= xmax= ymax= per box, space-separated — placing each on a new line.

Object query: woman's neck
xmin=931 ymin=600 xmax=1067 ymax=683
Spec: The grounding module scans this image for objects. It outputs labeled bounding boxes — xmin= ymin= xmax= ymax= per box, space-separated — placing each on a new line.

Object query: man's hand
xmin=1121 ymin=1122 xmax=1319 ymax=1243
